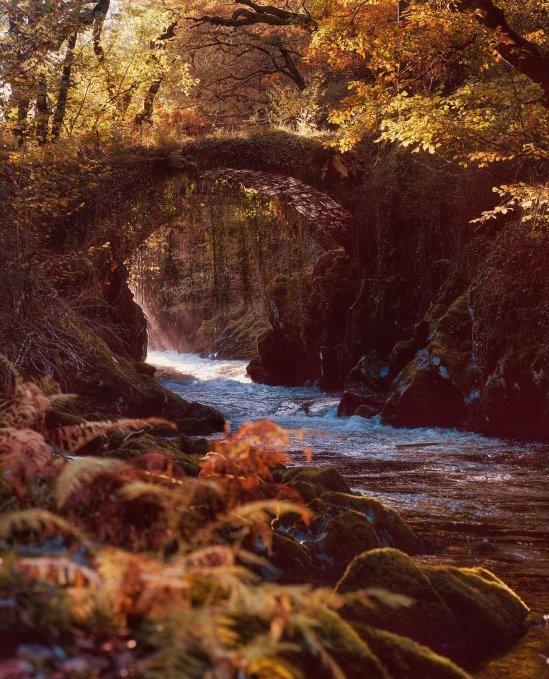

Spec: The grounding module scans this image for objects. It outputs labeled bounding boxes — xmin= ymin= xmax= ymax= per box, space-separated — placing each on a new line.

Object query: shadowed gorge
xmin=0 ymin=1 xmax=547 ymax=677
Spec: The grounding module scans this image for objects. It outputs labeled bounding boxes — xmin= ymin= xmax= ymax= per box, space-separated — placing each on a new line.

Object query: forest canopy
xmin=1 ymin=2 xmax=546 ymax=154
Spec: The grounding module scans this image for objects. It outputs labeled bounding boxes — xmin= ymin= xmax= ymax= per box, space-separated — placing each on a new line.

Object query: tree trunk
xmin=134 ymin=79 xmax=163 ymax=126
xmin=52 ymin=32 xmax=78 ymax=139
xmin=14 ymin=98 xmax=30 ymax=147
xmin=35 ymin=74 xmax=50 ymax=145
xmin=460 ymin=0 xmax=549 ymax=102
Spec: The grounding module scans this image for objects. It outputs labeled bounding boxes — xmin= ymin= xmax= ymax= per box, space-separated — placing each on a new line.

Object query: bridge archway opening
xmin=110 ymin=169 xmax=352 ymax=363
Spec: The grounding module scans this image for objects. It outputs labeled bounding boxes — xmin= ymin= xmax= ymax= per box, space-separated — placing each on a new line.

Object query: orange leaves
xmin=0 ymin=428 xmax=59 ymax=502
xmin=202 ymin=420 xmax=289 ymax=479
xmin=200 ymin=420 xmax=292 ymax=507
xmin=46 ymin=417 xmax=176 ymax=453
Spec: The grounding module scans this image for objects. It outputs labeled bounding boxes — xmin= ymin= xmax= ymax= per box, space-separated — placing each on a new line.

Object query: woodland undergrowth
xmin=0 ymin=356 xmax=387 ymax=678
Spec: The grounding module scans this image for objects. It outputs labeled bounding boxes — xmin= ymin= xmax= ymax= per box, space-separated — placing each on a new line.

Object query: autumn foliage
xmin=0 ymin=363 xmax=379 ymax=677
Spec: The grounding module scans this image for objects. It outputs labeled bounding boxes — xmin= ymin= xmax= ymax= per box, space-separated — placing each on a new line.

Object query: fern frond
xmin=46 ymin=392 xmax=79 ymax=409
xmin=0 ymin=428 xmax=54 ymax=500
xmin=17 ymin=556 xmax=101 ymax=587
xmin=0 ymin=382 xmax=50 ymax=430
xmin=222 ymin=500 xmax=311 ymax=526
xmin=56 ymin=457 xmax=126 ymax=508
xmin=117 ymin=481 xmax=176 ymax=508
xmin=0 ymin=354 xmax=21 ymax=389
xmin=47 ymin=417 xmax=177 ymax=452
xmin=0 ymin=508 xmax=87 ymax=543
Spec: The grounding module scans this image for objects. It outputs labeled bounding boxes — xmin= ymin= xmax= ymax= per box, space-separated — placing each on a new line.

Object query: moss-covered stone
xmin=318 ymin=492 xmax=422 ymax=555
xmin=108 ymin=433 xmax=200 ymax=475
xmin=323 ymin=510 xmax=380 ymax=575
xmin=338 ymin=390 xmax=382 ymax=418
xmin=269 ymin=531 xmax=314 ymax=584
xmin=336 ymin=548 xmax=529 ymax=663
xmin=465 ymin=345 xmax=549 ymax=440
xmin=353 ymin=624 xmax=470 ymax=678
xmin=51 ymin=313 xmax=226 ymax=435
xmin=177 ymin=433 xmax=211 ymax=456
xmin=337 ymin=548 xmax=458 ymax=653
xmin=282 ymin=466 xmax=351 ymax=502
xmin=382 ymin=349 xmax=466 ymax=428
xmin=303 ymin=608 xmax=389 ymax=678
xmin=425 ymin=565 xmax=529 ymax=657
xmin=387 ymin=339 xmax=420 ymax=377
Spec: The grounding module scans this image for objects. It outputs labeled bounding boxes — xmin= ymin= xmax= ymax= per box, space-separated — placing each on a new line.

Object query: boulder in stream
xmin=336 ymin=548 xmax=529 ymax=664
xmin=382 ymin=349 xmax=467 ymax=428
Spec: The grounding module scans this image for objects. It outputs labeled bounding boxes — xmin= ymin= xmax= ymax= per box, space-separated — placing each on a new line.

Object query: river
xmin=149 ymin=349 xmax=548 ymax=678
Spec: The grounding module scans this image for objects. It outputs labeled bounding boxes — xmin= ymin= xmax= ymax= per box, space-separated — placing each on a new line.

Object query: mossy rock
xmin=318 ymin=492 xmax=422 ymax=555
xmin=465 ymin=345 xmax=548 ymax=440
xmin=387 ymin=340 xmax=420 ymax=377
xmin=336 ymin=548 xmax=529 ymax=663
xmin=434 ymin=292 xmax=472 ymax=339
xmin=323 ymin=510 xmax=380 ymax=576
xmin=353 ymin=624 xmax=470 ymax=678
xmin=338 ymin=390 xmax=381 ymax=417
xmin=298 ymin=608 xmax=471 ymax=678
xmin=300 ymin=608 xmax=389 ymax=678
xmin=382 ymin=350 xmax=466 ymax=428
xmin=268 ymin=531 xmax=314 ymax=584
xmin=337 ymin=548 xmax=458 ymax=654
xmin=343 ymin=350 xmax=388 ymax=395
xmin=52 ymin=314 xmax=226 ymax=434
xmin=177 ymin=433 xmax=211 ymax=456
xmin=424 ymin=565 xmax=529 ymax=658
xmin=109 ymin=433 xmax=200 ymax=475
xmin=282 ymin=466 xmax=351 ymax=502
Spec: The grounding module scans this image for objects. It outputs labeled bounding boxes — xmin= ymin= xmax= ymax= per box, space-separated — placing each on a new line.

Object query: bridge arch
xmin=73 ymin=132 xmax=358 ymax=363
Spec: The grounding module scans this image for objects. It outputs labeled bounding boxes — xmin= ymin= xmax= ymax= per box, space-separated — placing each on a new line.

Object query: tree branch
xmin=190 ymin=0 xmax=316 ymax=32
xmin=459 ymin=0 xmax=549 ymax=102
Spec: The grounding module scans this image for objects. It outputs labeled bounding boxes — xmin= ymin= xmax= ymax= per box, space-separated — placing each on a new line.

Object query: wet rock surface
xmin=337 ymin=548 xmax=529 ymax=664
xmin=159 ymin=352 xmax=549 ymax=677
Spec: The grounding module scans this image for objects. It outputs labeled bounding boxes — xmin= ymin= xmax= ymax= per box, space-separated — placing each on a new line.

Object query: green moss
xmin=382 ymin=355 xmax=466 ymax=428
xmin=319 ymin=492 xmax=421 ymax=554
xmin=425 ymin=565 xmax=529 ymax=653
xmin=195 ymin=303 xmax=270 ymax=360
xmin=308 ymin=608 xmax=389 ymax=678
xmin=353 ymin=624 xmax=471 ymax=679
xmin=52 ymin=314 xmax=225 ymax=434
xmin=337 ymin=548 xmax=458 ymax=654
xmin=269 ymin=531 xmax=314 ymax=584
xmin=109 ymin=433 xmax=200 ymax=475
xmin=336 ymin=548 xmax=529 ymax=664
xmin=387 ymin=339 xmax=420 ymax=376
xmin=177 ymin=433 xmax=211 ymax=456
xmin=324 ymin=510 xmax=380 ymax=574
xmin=283 ymin=466 xmax=351 ymax=501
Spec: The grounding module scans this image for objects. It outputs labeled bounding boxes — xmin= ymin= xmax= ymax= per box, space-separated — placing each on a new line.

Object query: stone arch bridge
xmin=58 ymin=132 xmax=361 ymax=362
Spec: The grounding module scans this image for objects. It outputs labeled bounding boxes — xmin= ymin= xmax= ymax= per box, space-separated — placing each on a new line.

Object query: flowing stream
xmin=150 ymin=349 xmax=548 ymax=678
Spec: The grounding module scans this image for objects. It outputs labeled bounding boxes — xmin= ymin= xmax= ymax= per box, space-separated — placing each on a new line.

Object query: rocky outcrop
xmin=338 ymin=350 xmax=389 ymax=416
xmin=279 ymin=468 xmax=423 ymax=580
xmin=315 ymin=492 xmax=422 ymax=556
xmin=103 ymin=264 xmax=148 ymax=362
xmin=333 ymin=223 xmax=548 ymax=440
xmin=465 ymin=346 xmax=548 ymax=439
xmin=248 ymin=248 xmax=358 ymax=389
xmin=382 ymin=348 xmax=467 ymax=428
xmin=50 ymin=312 xmax=225 ymax=435
xmin=337 ymin=548 xmax=529 ymax=664
xmin=247 ymin=273 xmax=321 ymax=385
xmin=282 ymin=465 xmax=352 ymax=501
